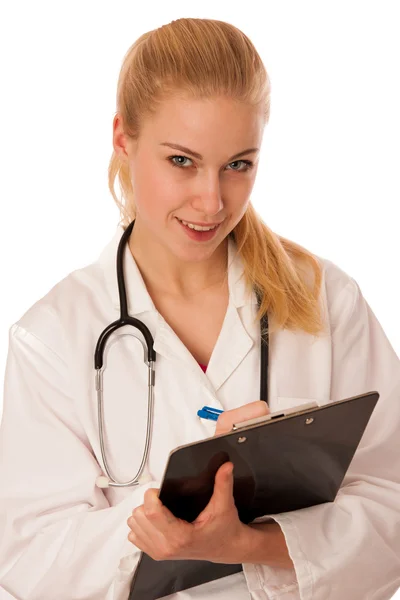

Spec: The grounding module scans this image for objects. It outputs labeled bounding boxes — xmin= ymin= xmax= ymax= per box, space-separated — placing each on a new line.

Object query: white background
xmin=0 ymin=2 xmax=399 ymax=598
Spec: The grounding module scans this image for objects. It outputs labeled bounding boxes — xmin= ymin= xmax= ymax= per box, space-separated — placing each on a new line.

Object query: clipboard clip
xmin=232 ymin=401 xmax=319 ymax=430
xmin=197 ymin=406 xmax=224 ymax=421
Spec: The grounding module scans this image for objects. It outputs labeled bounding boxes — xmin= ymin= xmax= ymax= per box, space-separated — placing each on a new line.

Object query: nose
xmin=191 ymin=174 xmax=224 ymax=216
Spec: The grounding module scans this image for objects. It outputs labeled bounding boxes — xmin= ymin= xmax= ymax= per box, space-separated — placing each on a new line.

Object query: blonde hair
xmin=108 ymin=18 xmax=326 ymax=338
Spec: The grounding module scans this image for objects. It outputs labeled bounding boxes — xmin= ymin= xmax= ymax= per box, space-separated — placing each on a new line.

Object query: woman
xmin=0 ymin=17 xmax=399 ymax=600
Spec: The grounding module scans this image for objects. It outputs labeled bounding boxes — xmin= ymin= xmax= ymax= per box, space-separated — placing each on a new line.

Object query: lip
xmin=176 ymin=217 xmax=221 ymax=242
xmin=176 ymin=218 xmax=224 ymax=227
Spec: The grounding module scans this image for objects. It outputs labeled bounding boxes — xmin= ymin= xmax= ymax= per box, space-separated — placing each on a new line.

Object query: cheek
xmin=224 ymin=170 xmax=255 ymax=195
xmin=225 ymin=194 xmax=251 ymax=230
xmin=236 ymin=198 xmax=251 ymax=221
xmin=133 ymin=168 xmax=172 ymax=219
xmin=226 ymin=181 xmax=252 ymax=212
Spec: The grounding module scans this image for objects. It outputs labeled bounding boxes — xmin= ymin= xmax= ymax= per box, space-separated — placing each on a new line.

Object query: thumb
xmin=194 ymin=462 xmax=235 ymax=527
xmin=214 ymin=462 xmax=234 ymax=495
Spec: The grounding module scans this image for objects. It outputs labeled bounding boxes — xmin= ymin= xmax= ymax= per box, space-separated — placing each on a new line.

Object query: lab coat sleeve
xmin=242 ymin=279 xmax=400 ymax=600
xmin=0 ymin=322 xmax=160 ymax=600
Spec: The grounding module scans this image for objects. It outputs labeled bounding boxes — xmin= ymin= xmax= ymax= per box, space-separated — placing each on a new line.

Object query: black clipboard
xmin=129 ymin=390 xmax=379 ymax=600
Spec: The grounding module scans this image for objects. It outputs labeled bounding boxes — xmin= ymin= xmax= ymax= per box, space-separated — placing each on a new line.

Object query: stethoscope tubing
xmin=94 ymin=220 xmax=268 ymax=488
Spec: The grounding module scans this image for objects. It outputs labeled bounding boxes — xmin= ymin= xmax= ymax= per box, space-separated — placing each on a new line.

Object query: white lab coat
xmin=0 ymin=225 xmax=399 ymax=600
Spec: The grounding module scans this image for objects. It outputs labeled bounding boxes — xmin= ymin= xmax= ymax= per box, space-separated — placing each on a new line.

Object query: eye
xmin=228 ymin=160 xmax=254 ymax=172
xmin=168 ymin=155 xmax=254 ymax=172
xmin=169 ymin=155 xmax=193 ymax=168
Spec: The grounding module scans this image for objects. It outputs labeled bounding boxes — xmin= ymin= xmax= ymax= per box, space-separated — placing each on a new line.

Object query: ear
xmin=112 ymin=113 xmax=132 ymax=165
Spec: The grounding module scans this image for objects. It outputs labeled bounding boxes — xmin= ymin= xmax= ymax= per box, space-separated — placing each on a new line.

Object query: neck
xmin=128 ymin=220 xmax=229 ymax=299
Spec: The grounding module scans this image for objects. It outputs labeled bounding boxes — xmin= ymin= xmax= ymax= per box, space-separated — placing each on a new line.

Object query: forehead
xmin=142 ymin=95 xmax=265 ymax=145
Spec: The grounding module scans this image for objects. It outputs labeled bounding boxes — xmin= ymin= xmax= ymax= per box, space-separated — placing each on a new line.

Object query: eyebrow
xmin=160 ymin=142 xmax=259 ymax=162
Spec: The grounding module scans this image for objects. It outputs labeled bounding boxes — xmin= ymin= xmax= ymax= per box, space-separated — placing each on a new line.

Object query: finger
xmin=129 ymin=504 xmax=176 ymax=556
xmin=216 ymin=461 xmax=234 ymax=486
xmin=193 ymin=462 xmax=235 ymax=528
xmin=143 ymin=488 xmax=162 ymax=511
xmin=128 ymin=526 xmax=178 ymax=562
xmin=211 ymin=462 xmax=235 ymax=509
xmin=129 ymin=503 xmax=193 ymax=561
xmin=129 ymin=511 xmax=165 ymax=547
xmin=142 ymin=489 xmax=175 ymax=522
xmin=141 ymin=491 xmax=182 ymax=534
xmin=215 ymin=401 xmax=269 ymax=435
xmin=128 ymin=527 xmax=151 ymax=554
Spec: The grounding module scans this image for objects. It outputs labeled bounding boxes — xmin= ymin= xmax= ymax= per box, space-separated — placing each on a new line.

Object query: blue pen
xmin=197 ymin=405 xmax=224 ymax=421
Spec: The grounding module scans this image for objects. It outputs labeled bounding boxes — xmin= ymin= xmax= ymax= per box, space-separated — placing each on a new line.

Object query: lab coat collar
xmin=97 ymin=224 xmax=258 ymax=317
xmin=97 ymin=224 xmax=258 ymax=393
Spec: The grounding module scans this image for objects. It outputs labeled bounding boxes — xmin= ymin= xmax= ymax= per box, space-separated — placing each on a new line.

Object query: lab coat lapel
xmin=205 ymin=300 xmax=254 ymax=392
xmin=205 ymin=237 xmax=258 ymax=393
xmin=151 ymin=313 xmax=203 ymax=373
xmin=98 ymin=227 xmax=257 ymax=392
xmin=153 ymin=236 xmax=257 ymax=392
xmin=151 ymin=296 xmax=255 ymax=394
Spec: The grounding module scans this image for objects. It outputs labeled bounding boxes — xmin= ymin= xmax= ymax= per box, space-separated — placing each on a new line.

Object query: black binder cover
xmin=129 ymin=391 xmax=379 ymax=599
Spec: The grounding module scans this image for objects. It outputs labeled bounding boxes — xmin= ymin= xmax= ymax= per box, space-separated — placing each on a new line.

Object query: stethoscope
xmin=94 ymin=219 xmax=269 ymax=489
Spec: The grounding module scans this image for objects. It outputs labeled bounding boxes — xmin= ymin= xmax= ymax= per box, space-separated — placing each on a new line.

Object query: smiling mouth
xmin=176 ymin=218 xmax=223 ymax=231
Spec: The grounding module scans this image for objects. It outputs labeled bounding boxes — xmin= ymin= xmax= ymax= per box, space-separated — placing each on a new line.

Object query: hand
xmin=214 ymin=400 xmax=270 ymax=436
xmin=127 ymin=461 xmax=250 ymax=563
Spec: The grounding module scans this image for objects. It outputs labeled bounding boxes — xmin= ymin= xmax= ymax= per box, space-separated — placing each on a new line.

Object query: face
xmin=113 ymin=94 xmax=265 ymax=263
